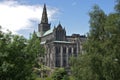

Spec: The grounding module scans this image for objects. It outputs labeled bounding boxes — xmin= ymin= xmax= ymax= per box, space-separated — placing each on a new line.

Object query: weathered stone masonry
xmin=37 ymin=4 xmax=86 ymax=69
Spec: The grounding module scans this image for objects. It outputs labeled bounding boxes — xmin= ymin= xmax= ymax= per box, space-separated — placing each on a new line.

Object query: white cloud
xmin=0 ymin=0 xmax=58 ymax=34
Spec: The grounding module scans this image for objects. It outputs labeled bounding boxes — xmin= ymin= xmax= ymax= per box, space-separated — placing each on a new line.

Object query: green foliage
xmin=26 ymin=31 xmax=44 ymax=59
xmin=115 ymin=0 xmax=120 ymax=13
xmin=35 ymin=77 xmax=52 ymax=80
xmin=102 ymin=13 xmax=120 ymax=80
xmin=35 ymin=76 xmax=74 ymax=80
xmin=0 ymin=28 xmax=44 ymax=80
xmin=89 ymin=5 xmax=106 ymax=41
xmin=71 ymin=1 xmax=120 ymax=80
xmin=52 ymin=68 xmax=69 ymax=80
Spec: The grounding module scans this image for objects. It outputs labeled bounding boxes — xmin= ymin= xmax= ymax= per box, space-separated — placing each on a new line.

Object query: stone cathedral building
xmin=37 ymin=4 xmax=86 ymax=69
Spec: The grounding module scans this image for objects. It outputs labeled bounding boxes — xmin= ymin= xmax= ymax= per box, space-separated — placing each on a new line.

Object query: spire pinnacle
xmin=59 ymin=21 xmax=60 ymax=24
xmin=41 ymin=4 xmax=48 ymax=24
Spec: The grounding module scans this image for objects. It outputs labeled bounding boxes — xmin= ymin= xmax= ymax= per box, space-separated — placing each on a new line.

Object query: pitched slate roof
xmin=37 ymin=29 xmax=53 ymax=37
xmin=36 ymin=32 xmax=42 ymax=37
xmin=43 ymin=29 xmax=53 ymax=36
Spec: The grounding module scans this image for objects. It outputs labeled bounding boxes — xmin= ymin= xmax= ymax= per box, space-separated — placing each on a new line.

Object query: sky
xmin=0 ymin=0 xmax=115 ymax=38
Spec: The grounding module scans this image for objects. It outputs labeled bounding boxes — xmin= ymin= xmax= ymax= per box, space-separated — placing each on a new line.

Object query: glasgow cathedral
xmin=37 ymin=4 xmax=86 ymax=69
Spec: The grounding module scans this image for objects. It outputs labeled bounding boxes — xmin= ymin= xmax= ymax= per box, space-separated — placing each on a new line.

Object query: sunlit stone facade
xmin=37 ymin=4 xmax=86 ymax=69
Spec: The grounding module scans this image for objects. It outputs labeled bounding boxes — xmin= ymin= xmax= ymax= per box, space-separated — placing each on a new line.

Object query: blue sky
xmin=0 ymin=0 xmax=115 ymax=38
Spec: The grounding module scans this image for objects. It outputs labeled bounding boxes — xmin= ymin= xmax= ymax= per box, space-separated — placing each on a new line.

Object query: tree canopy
xmin=0 ymin=28 xmax=44 ymax=80
xmin=71 ymin=0 xmax=120 ymax=80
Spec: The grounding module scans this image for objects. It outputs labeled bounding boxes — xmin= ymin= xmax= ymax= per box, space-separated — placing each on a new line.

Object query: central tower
xmin=38 ymin=4 xmax=51 ymax=36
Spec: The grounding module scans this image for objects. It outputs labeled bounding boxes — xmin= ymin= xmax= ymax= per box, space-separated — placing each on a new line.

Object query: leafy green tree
xmin=71 ymin=5 xmax=107 ymax=80
xmin=102 ymin=13 xmax=120 ymax=80
xmin=115 ymin=0 xmax=120 ymax=13
xmin=86 ymin=5 xmax=107 ymax=80
xmin=25 ymin=31 xmax=44 ymax=66
xmin=0 ymin=28 xmax=44 ymax=80
xmin=101 ymin=0 xmax=120 ymax=79
xmin=0 ymin=30 xmax=32 ymax=80
xmin=52 ymin=68 xmax=69 ymax=80
xmin=71 ymin=1 xmax=120 ymax=80
xmin=26 ymin=31 xmax=45 ymax=78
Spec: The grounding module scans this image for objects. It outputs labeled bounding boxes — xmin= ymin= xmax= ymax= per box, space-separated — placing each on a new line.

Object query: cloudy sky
xmin=0 ymin=0 xmax=115 ymax=38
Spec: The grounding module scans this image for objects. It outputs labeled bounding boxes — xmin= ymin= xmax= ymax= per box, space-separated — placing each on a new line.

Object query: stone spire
xmin=41 ymin=4 xmax=48 ymax=24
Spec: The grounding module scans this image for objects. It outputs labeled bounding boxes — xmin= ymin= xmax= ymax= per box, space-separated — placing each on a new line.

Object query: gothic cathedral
xmin=37 ymin=4 xmax=86 ymax=69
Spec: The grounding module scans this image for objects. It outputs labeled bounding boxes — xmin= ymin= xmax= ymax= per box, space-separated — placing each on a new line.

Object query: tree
xmin=71 ymin=1 xmax=120 ymax=80
xmin=101 ymin=0 xmax=120 ymax=79
xmin=86 ymin=5 xmax=107 ymax=80
xmin=26 ymin=31 xmax=45 ymax=78
xmin=115 ymin=0 xmax=120 ymax=13
xmin=25 ymin=31 xmax=44 ymax=66
xmin=0 ymin=28 xmax=44 ymax=80
xmin=52 ymin=68 xmax=69 ymax=80
xmin=102 ymin=13 xmax=120 ymax=80
xmin=0 ymin=31 xmax=32 ymax=80
xmin=70 ymin=5 xmax=107 ymax=80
